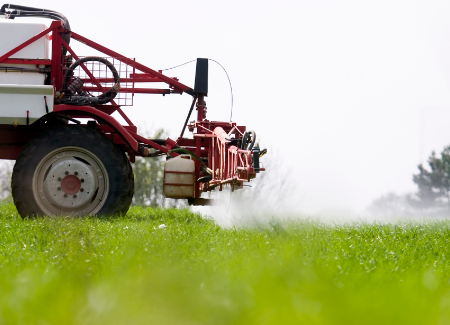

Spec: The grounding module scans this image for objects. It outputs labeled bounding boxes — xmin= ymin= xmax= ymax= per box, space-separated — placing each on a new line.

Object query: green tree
xmin=132 ymin=129 xmax=166 ymax=207
xmin=0 ymin=161 xmax=13 ymax=203
xmin=413 ymin=145 xmax=450 ymax=208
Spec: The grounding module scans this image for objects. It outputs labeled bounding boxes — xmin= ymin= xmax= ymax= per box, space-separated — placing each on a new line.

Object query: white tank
xmin=0 ymin=20 xmax=53 ymax=125
xmin=0 ymin=20 xmax=50 ymax=85
xmin=0 ymin=84 xmax=53 ymax=125
xmin=163 ymin=154 xmax=196 ymax=198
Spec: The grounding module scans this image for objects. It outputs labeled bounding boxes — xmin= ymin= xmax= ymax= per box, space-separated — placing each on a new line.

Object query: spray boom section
xmin=0 ymin=4 xmax=266 ymax=206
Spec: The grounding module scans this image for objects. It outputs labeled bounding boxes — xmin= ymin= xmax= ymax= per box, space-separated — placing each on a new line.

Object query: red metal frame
xmin=0 ymin=20 xmax=264 ymax=199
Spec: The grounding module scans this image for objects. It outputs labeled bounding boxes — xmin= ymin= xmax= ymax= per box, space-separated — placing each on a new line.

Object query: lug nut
xmin=74 ymin=171 xmax=78 ymax=175
xmin=80 ymin=188 xmax=84 ymax=192
xmin=63 ymin=194 xmax=68 ymax=198
xmin=57 ymin=177 xmax=62 ymax=181
xmin=57 ymin=187 xmax=61 ymax=191
xmin=81 ymin=179 xmax=84 ymax=183
xmin=65 ymin=171 xmax=69 ymax=175
xmin=73 ymin=194 xmax=77 ymax=198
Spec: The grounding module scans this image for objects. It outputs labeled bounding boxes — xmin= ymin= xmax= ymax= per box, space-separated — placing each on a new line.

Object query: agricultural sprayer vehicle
xmin=0 ymin=4 xmax=266 ymax=218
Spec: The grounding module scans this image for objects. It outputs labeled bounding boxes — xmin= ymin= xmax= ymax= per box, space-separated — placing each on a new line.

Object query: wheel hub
xmin=42 ymin=156 xmax=100 ymax=211
xmin=61 ymin=175 xmax=81 ymax=194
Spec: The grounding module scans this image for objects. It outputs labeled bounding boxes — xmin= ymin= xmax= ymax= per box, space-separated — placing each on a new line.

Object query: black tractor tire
xmin=12 ymin=125 xmax=134 ymax=218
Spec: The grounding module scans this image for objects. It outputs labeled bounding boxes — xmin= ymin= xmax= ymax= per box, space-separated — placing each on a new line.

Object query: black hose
xmin=241 ymin=130 xmax=256 ymax=150
xmin=1 ymin=4 xmax=70 ymax=29
xmin=61 ymin=57 xmax=120 ymax=106
xmin=1 ymin=4 xmax=71 ymax=56
xmin=147 ymin=139 xmax=167 ymax=146
xmin=198 ymin=175 xmax=212 ymax=183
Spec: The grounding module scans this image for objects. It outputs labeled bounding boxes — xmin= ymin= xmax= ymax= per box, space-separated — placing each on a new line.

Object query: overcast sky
xmin=7 ymin=0 xmax=450 ymax=215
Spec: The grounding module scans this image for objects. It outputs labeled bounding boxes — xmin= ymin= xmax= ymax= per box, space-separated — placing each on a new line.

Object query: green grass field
xmin=0 ymin=203 xmax=449 ymax=324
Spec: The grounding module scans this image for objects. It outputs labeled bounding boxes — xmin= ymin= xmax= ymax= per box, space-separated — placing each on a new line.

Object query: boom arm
xmin=0 ymin=5 xmax=266 ymax=204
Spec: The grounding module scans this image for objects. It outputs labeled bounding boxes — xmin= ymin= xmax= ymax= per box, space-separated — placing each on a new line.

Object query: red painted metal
xmin=175 ymin=117 xmax=257 ymax=193
xmin=79 ymin=76 xmax=176 ymax=83
xmin=116 ymin=107 xmax=135 ymax=126
xmin=81 ymin=87 xmax=171 ymax=94
xmin=0 ymin=18 xmax=265 ymax=201
xmin=62 ymin=39 xmax=134 ymax=125
xmin=0 ymin=146 xmax=24 ymax=160
xmin=0 ymin=21 xmax=57 ymax=64
xmin=61 ymin=175 xmax=81 ymax=194
xmin=52 ymin=105 xmax=138 ymax=151
xmin=70 ymin=32 xmax=194 ymax=95
xmin=129 ymin=73 xmax=179 ymax=82
xmin=60 ymin=39 xmax=119 ymax=106
xmin=50 ymin=21 xmax=63 ymax=91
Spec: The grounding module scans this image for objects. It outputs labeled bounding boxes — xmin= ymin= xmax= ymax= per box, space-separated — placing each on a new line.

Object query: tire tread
xmin=12 ymin=125 xmax=134 ymax=218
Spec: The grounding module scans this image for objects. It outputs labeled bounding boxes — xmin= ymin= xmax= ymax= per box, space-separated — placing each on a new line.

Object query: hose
xmin=0 ymin=66 xmax=50 ymax=73
xmin=61 ymin=57 xmax=120 ymax=106
xmin=241 ymin=130 xmax=256 ymax=150
xmin=1 ymin=4 xmax=71 ymax=56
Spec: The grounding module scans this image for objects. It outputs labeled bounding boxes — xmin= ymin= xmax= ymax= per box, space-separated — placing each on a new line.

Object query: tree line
xmin=369 ymin=145 xmax=450 ymax=216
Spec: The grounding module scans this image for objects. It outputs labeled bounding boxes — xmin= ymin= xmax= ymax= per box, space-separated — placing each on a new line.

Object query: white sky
xmin=7 ymin=0 xmax=450 ymax=214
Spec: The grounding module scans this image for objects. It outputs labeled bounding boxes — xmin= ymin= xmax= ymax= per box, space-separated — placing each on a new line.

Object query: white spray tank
xmin=0 ymin=19 xmax=53 ymax=125
xmin=163 ymin=154 xmax=195 ymax=198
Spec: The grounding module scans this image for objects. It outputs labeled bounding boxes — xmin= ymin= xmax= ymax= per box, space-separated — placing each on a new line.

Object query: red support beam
xmin=0 ymin=21 xmax=58 ymax=64
xmin=51 ymin=21 xmax=63 ymax=91
xmin=53 ymin=105 xmax=139 ymax=151
xmin=60 ymin=39 xmax=117 ymax=105
xmin=70 ymin=32 xmax=194 ymax=95
xmin=82 ymin=87 xmax=171 ymax=94
xmin=60 ymin=38 xmax=134 ymax=126
xmin=79 ymin=76 xmax=178 ymax=83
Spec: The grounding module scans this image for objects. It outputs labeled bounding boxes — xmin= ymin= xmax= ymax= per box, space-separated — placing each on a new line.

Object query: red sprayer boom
xmin=0 ymin=4 xmax=266 ymax=217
